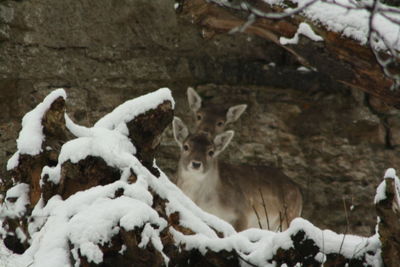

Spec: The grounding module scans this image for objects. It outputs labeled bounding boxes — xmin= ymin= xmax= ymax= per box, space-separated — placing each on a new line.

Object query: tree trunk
xmin=376 ymin=175 xmax=400 ymax=267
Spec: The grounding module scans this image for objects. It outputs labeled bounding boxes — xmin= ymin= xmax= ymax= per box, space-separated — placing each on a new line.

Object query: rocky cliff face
xmin=1 ymin=0 xmax=399 ymax=236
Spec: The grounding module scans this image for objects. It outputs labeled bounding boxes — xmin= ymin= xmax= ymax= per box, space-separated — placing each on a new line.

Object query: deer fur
xmin=173 ymin=116 xmax=303 ymax=231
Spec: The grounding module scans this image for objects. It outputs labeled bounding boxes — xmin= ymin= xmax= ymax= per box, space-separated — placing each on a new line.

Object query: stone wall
xmin=1 ymin=0 xmax=399 ymax=236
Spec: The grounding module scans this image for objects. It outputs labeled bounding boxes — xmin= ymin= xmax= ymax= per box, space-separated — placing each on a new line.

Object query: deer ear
xmin=172 ymin=117 xmax=189 ymax=148
xmin=226 ymin=104 xmax=247 ymax=124
xmin=187 ymin=87 xmax=202 ymax=113
xmin=214 ymin=130 xmax=234 ymax=156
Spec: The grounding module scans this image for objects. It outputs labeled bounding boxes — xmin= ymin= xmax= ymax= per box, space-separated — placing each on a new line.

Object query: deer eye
xmin=183 ymin=145 xmax=189 ymax=151
xmin=208 ymin=150 xmax=214 ymax=157
xmin=217 ymin=121 xmax=224 ymax=127
xmin=197 ymin=114 xmax=202 ymax=121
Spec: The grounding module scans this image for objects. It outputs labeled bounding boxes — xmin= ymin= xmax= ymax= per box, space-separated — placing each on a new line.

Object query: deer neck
xmin=177 ymin=160 xmax=220 ymax=202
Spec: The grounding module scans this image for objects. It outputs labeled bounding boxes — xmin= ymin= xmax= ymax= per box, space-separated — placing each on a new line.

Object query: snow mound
xmin=0 ymin=183 xmax=30 ymax=219
xmin=7 ymin=89 xmax=67 ymax=170
xmin=41 ymin=127 xmax=137 ymax=185
xmin=173 ymin=217 xmax=381 ymax=266
xmin=94 ymin=87 xmax=175 ymax=130
xmin=374 ymin=168 xmax=400 ymax=204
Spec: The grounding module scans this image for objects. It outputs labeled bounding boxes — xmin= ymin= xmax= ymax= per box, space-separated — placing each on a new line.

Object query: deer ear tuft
xmin=226 ymin=104 xmax=247 ymax=124
xmin=172 ymin=117 xmax=189 ymax=147
xmin=213 ymin=130 xmax=234 ymax=156
xmin=187 ymin=87 xmax=202 ymax=113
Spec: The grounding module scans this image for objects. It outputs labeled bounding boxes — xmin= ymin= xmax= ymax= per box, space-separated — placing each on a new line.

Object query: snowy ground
xmin=0 ymin=241 xmax=19 ymax=267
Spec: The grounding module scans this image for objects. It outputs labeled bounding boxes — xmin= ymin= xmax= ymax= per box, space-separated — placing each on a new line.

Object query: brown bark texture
xmin=179 ymin=0 xmax=400 ymax=108
xmin=376 ymin=176 xmax=400 ymax=267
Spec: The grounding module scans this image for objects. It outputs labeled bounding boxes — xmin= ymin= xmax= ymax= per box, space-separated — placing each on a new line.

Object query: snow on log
xmin=178 ymin=0 xmax=400 ymax=108
xmin=0 ymin=89 xmax=389 ymax=266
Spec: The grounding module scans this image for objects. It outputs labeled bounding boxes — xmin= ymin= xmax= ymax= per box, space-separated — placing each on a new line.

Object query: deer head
xmin=187 ymin=87 xmax=247 ymax=135
xmin=173 ymin=116 xmax=234 ymax=175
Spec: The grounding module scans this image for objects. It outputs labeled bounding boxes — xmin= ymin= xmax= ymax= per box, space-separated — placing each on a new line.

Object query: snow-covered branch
xmin=179 ymin=0 xmax=400 ymax=107
xmin=208 ymin=0 xmax=400 ymax=90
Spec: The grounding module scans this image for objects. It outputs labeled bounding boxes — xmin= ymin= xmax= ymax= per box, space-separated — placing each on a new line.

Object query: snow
xmin=0 ymin=241 xmax=20 ymax=267
xmin=280 ymin=22 xmax=323 ymax=45
xmin=94 ymin=87 xmax=174 ymax=130
xmin=172 ymin=218 xmax=381 ymax=266
xmin=64 ymin=114 xmax=91 ymax=138
xmin=0 ymin=183 xmax=30 ymax=219
xmin=297 ymin=66 xmax=312 ymax=72
xmin=314 ymin=252 xmax=326 ymax=263
xmin=374 ymin=168 xmax=400 ymax=204
xmin=0 ymin=88 xmax=384 ymax=266
xmin=6 ymin=151 xmax=19 ymax=171
xmin=67 ymin=194 xmax=166 ymax=264
xmin=15 ymin=181 xmax=161 ymax=267
xmin=289 ymin=0 xmax=400 ymax=51
xmin=6 ymin=89 xmax=67 ymax=171
xmin=41 ymin=127 xmax=136 ymax=184
xmin=384 ymin=168 xmax=396 ymax=179
xmin=16 ymin=89 xmax=67 ymax=156
xmin=256 ymin=0 xmax=400 ymax=51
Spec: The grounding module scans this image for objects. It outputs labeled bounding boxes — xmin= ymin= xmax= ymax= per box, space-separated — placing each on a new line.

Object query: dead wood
xmin=179 ymin=0 xmax=400 ymax=108
xmin=376 ymin=176 xmax=400 ymax=267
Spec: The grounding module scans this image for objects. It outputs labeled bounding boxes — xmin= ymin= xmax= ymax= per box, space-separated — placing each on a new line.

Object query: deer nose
xmin=191 ymin=161 xmax=202 ymax=170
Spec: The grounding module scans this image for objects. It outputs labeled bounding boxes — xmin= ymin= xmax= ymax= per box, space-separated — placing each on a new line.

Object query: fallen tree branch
xmin=179 ymin=0 xmax=400 ymax=108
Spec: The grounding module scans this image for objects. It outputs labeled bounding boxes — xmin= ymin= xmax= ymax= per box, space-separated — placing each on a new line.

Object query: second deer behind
xmin=187 ymin=87 xmax=247 ymax=135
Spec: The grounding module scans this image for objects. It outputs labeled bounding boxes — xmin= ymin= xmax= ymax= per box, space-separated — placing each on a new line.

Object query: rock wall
xmin=1 ymin=0 xmax=399 ymax=236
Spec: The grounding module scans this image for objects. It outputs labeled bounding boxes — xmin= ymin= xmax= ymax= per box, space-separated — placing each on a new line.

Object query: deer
xmin=187 ymin=87 xmax=247 ymax=136
xmin=172 ymin=116 xmax=303 ymax=232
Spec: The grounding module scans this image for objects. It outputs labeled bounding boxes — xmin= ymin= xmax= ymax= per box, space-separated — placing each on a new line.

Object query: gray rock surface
xmin=1 ymin=0 xmax=399 ymax=236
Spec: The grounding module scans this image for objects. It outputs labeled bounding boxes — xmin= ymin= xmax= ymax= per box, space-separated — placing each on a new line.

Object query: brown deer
xmin=173 ymin=116 xmax=303 ymax=232
xmin=187 ymin=87 xmax=247 ymax=135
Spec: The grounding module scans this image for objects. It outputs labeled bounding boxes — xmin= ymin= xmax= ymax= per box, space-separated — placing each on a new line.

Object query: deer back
xmin=218 ymin=162 xmax=303 ymax=231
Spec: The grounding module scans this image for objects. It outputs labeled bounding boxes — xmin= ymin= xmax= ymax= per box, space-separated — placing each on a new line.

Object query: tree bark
xmin=179 ymin=0 xmax=400 ymax=108
xmin=376 ymin=177 xmax=400 ymax=267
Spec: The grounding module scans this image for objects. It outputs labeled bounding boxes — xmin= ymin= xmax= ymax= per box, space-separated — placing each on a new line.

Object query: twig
xmin=259 ymin=189 xmax=270 ymax=230
xmin=343 ymin=197 xmax=350 ymax=232
xmin=252 ymin=205 xmax=263 ymax=229
xmin=211 ymin=0 xmax=320 ymax=20
xmin=211 ymin=0 xmax=400 ymax=90
xmin=367 ymin=0 xmax=400 ymax=90
xmin=336 ymin=197 xmax=350 ymax=266
xmin=352 ymin=239 xmax=370 ymax=258
xmin=235 ymin=251 xmax=259 ymax=267
xmin=283 ymin=199 xmax=289 ymax=230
